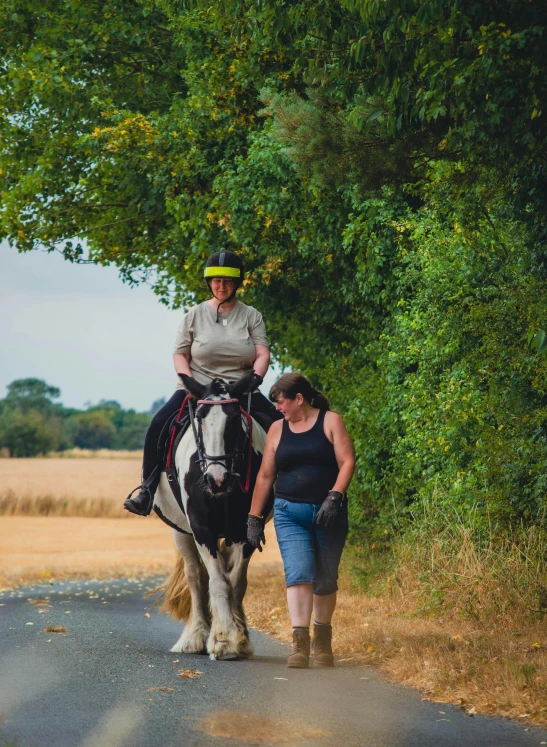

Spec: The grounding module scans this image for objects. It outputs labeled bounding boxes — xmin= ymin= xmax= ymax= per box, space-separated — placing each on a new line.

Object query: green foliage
xmin=4 ymin=378 xmax=61 ymax=414
xmin=0 ymin=379 xmax=151 ymax=454
xmin=0 ymin=408 xmax=61 ymax=457
xmin=2 ymin=0 xmax=547 ymax=551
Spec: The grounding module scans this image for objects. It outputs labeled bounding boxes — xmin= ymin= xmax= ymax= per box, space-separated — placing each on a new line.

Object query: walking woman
xmin=247 ymin=374 xmax=355 ymax=668
xmin=124 ymin=250 xmax=280 ymax=517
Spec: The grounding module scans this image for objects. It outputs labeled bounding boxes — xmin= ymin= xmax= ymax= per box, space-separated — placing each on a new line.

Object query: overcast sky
xmin=1 ymin=241 xmax=280 ymax=412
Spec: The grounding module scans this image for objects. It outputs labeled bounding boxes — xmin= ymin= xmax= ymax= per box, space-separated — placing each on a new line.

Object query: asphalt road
xmin=1 ymin=578 xmax=546 ymax=747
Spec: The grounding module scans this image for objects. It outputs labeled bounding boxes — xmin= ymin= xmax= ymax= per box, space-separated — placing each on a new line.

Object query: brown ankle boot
xmin=312 ymin=622 xmax=334 ymax=667
xmin=287 ymin=627 xmax=310 ymax=669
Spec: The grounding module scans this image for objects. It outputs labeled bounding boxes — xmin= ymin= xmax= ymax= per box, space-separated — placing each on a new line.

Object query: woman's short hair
xmin=269 ymin=373 xmax=330 ymax=410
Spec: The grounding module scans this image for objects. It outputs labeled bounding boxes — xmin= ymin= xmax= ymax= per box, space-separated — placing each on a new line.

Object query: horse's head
xmin=179 ymin=371 xmax=255 ymax=495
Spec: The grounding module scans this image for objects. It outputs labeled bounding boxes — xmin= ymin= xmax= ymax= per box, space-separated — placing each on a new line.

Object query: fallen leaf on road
xmin=178 ymin=668 xmax=203 ymax=679
xmin=148 ymin=687 xmax=174 ymax=692
xmin=143 ymin=613 xmax=151 ymax=618
xmin=28 ymin=598 xmax=51 ymax=606
xmin=43 ymin=626 xmax=67 ymax=633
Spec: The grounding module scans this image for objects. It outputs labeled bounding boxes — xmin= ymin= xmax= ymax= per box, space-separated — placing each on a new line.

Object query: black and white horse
xmin=152 ymin=370 xmax=268 ymax=660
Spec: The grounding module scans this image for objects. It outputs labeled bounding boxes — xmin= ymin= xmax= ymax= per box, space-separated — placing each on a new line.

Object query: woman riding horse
xmin=124 ymin=250 xmax=281 ymax=517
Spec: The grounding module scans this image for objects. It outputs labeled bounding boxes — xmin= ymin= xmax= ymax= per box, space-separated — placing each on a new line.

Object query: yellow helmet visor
xmin=204 ymin=266 xmax=241 ymax=278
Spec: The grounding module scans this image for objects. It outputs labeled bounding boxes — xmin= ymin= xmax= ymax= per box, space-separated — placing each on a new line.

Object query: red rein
xmin=166 ymin=394 xmax=190 ymax=469
xmin=166 ymin=396 xmax=253 ymax=493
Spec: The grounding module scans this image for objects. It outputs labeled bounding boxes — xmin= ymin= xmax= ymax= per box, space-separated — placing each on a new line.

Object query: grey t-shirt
xmin=173 ymin=300 xmax=269 ymax=387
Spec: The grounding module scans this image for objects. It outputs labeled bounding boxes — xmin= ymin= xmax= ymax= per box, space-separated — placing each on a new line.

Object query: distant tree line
xmin=0 ymin=379 xmax=160 ymax=457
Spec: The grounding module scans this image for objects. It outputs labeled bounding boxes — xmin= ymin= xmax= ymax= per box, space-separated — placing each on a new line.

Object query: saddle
xmin=163 ymin=395 xmax=191 ymax=507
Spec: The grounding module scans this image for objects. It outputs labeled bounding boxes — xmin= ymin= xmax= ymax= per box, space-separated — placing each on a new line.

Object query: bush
xmin=0 ymin=408 xmax=60 ymax=457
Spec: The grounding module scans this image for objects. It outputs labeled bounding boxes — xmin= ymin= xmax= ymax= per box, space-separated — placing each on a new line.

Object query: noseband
xmin=188 ymin=397 xmax=253 ymax=493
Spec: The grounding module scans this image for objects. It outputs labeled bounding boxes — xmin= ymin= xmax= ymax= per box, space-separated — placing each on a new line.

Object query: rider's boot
xmin=123 ymin=485 xmax=154 ymax=517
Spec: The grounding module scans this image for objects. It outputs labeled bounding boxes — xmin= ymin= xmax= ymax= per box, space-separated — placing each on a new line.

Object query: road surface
xmin=1 ymin=578 xmax=546 ymax=747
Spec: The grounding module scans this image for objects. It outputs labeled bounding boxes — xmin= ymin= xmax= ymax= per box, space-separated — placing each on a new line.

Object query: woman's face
xmin=275 ymin=393 xmax=304 ymax=420
xmin=210 ymin=277 xmax=237 ymax=302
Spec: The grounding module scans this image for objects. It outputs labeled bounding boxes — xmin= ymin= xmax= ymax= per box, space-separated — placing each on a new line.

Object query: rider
xmin=124 ymin=250 xmax=281 ymax=516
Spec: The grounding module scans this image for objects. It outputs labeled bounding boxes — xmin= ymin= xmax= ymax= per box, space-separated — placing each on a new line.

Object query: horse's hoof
xmin=217 ymin=653 xmax=241 ymax=661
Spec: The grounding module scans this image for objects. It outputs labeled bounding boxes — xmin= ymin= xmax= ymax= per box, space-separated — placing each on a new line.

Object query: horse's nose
xmin=206 ymin=468 xmax=227 ymax=492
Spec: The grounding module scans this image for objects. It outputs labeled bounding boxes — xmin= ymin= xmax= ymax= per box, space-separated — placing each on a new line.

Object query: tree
xmin=0 ymin=408 xmax=60 ymax=456
xmin=71 ymin=410 xmax=117 ymax=450
xmin=150 ymin=397 xmax=166 ymax=415
xmin=2 ymin=0 xmax=547 ymax=540
xmin=4 ymin=378 xmax=60 ymax=413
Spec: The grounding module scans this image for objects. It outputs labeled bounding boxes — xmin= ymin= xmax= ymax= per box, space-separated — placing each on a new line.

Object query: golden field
xmin=0 ymin=456 xmax=282 ymax=587
xmin=1 ymin=456 xmax=547 ymax=726
xmin=0 ymin=456 xmax=142 ymax=517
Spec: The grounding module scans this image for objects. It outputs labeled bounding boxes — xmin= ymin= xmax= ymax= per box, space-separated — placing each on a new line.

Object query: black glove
xmin=247 ymin=514 xmax=266 ymax=551
xmin=315 ymin=491 xmax=345 ymax=528
xmin=248 ymin=372 xmax=263 ymax=391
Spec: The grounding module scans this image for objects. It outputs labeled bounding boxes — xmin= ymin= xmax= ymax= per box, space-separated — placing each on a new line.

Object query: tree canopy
xmin=2 ymin=1 xmax=547 ymax=540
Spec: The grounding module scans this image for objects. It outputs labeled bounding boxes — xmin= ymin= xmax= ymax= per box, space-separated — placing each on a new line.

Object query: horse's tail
xmin=148 ymin=554 xmax=192 ymax=621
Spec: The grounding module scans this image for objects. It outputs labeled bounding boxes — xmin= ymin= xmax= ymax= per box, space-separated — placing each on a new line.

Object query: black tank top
xmin=275 ymin=410 xmax=339 ymax=504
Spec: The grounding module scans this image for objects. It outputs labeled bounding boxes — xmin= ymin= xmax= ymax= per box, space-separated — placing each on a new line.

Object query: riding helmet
xmin=204 ymin=251 xmax=244 ymax=286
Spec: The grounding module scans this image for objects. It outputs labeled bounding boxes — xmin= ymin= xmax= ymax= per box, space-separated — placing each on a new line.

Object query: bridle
xmin=187 ymin=395 xmax=253 ymax=493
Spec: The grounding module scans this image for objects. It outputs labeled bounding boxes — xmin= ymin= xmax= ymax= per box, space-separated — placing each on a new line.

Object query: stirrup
xmin=123 ymin=485 xmax=153 ymax=516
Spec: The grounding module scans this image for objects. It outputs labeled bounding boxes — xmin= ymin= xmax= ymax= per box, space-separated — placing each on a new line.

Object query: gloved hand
xmin=315 ymin=491 xmax=345 ymax=528
xmin=248 ymin=372 xmax=264 ymax=391
xmin=247 ymin=514 xmax=266 ymax=551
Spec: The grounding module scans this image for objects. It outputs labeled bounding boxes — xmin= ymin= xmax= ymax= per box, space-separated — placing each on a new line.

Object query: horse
xmin=151 ymin=370 xmax=270 ymax=660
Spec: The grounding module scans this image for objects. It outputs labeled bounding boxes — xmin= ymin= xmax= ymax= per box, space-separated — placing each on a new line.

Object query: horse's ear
xmin=179 ymin=374 xmax=206 ymax=400
xmin=226 ymin=370 xmax=255 ymax=400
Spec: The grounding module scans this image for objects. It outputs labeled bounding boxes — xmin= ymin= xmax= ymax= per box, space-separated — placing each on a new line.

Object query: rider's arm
xmin=249 ymin=420 xmax=281 ymax=517
xmin=325 ymin=411 xmax=355 ymax=495
xmin=253 ymin=344 xmax=270 ymax=379
xmin=173 ymin=353 xmax=192 ymax=378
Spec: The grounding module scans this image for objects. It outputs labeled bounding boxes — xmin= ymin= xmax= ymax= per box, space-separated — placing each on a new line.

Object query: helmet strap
xmin=207 ymin=281 xmax=239 ymax=323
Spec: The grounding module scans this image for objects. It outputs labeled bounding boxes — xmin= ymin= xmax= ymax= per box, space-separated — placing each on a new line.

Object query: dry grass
xmin=0 ymin=457 xmax=141 ymax=517
xmin=0 ymin=448 xmax=142 ymax=459
xmin=0 ymin=516 xmax=177 ymax=589
xmin=0 ymin=517 xmax=281 ymax=590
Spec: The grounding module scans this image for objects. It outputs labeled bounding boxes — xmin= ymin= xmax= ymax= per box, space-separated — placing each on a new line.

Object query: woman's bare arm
xmin=249 ymin=420 xmax=282 ymax=516
xmin=325 ymin=411 xmax=355 ymax=494
xmin=253 ymin=344 xmax=270 ymax=379
xmin=173 ymin=353 xmax=192 ymax=378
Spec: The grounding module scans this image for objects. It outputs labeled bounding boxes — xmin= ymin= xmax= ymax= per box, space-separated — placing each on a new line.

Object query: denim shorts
xmin=273 ymin=497 xmax=349 ymax=596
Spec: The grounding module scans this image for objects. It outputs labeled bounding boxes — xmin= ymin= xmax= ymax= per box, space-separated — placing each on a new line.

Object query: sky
xmin=1 ymin=241 xmax=280 ymax=412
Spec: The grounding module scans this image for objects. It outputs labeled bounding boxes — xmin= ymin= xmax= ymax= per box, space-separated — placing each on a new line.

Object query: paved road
xmin=1 ymin=578 xmax=546 ymax=747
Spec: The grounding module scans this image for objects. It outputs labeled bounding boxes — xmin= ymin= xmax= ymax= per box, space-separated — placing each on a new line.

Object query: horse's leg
xmin=170 ymin=530 xmax=210 ymax=654
xmin=194 ymin=538 xmax=248 ymax=660
xmin=223 ymin=542 xmax=253 ymax=658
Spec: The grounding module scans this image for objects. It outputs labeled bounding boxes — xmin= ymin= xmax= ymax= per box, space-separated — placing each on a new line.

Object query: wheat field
xmin=0 ymin=456 xmax=282 ymax=589
xmin=0 ymin=457 xmax=142 ymax=517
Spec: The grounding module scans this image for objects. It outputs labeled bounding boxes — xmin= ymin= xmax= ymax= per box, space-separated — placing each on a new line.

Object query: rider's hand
xmin=248 ymin=372 xmax=263 ymax=391
xmin=247 ymin=514 xmax=266 ymax=551
xmin=315 ymin=491 xmax=345 ymax=528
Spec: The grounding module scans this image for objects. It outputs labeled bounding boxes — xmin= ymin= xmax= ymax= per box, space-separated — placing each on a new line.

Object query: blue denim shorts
xmin=273 ymin=497 xmax=349 ymax=595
